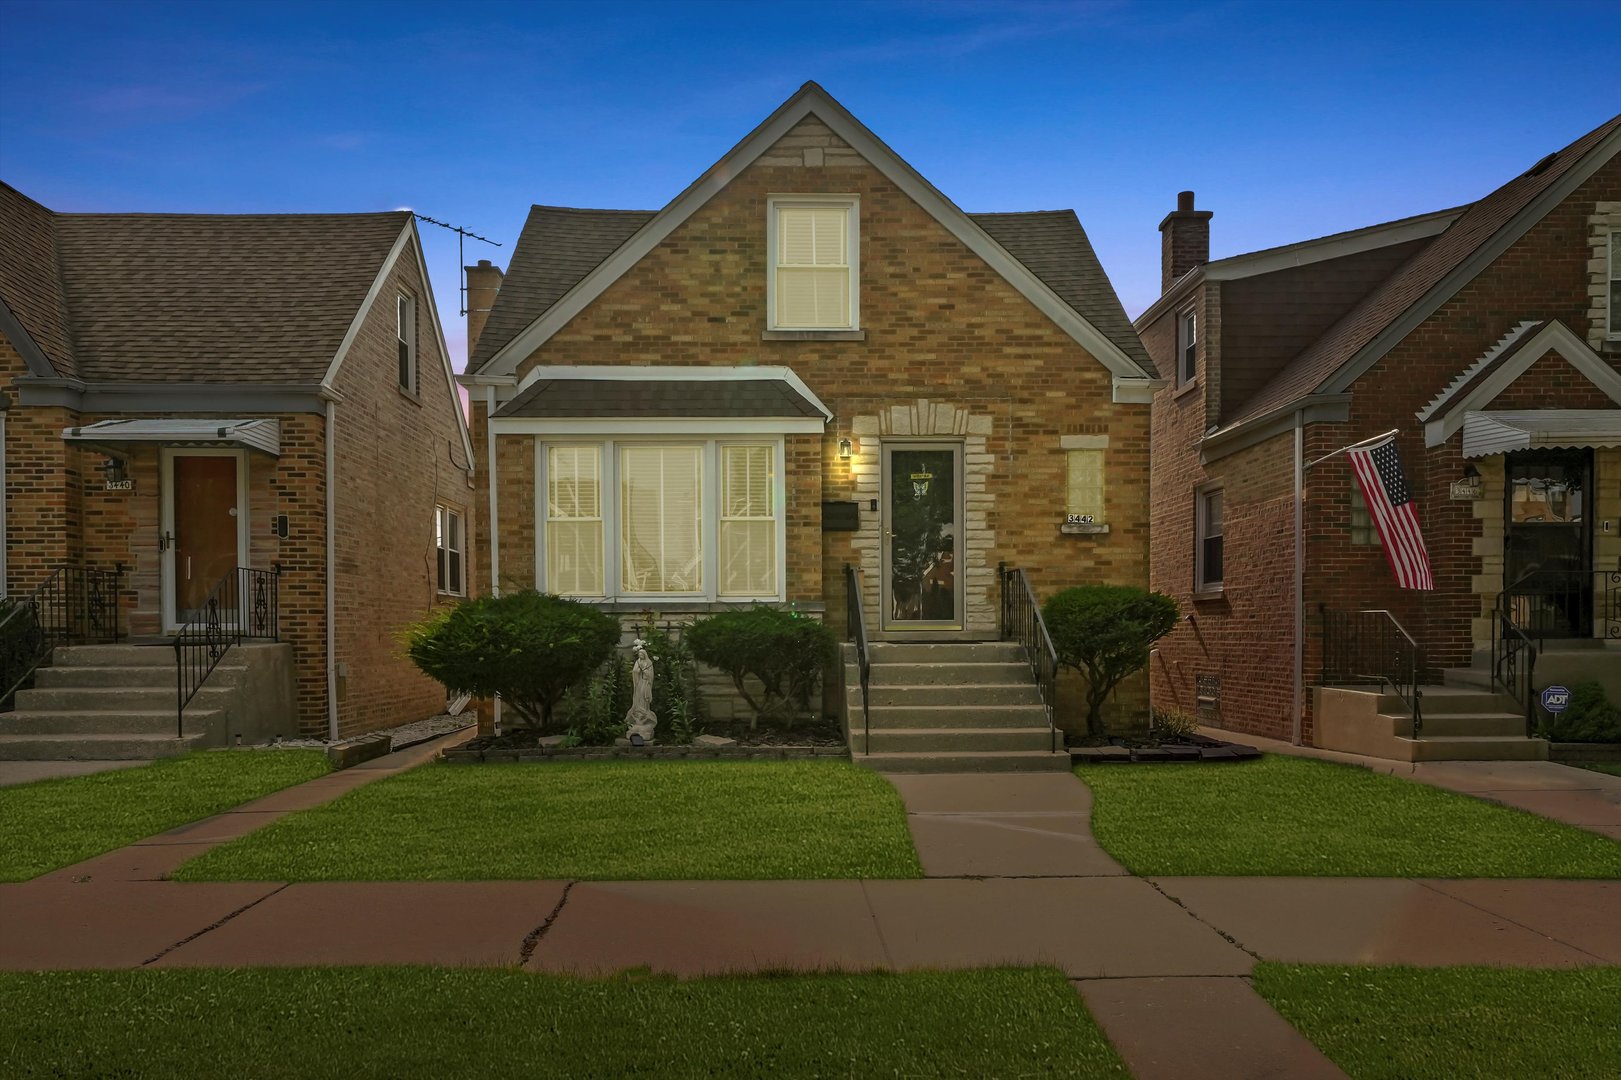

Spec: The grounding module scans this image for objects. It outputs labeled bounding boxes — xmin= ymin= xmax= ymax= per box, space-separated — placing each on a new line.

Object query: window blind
xmin=547 ymin=446 xmax=604 ymax=595
xmin=620 ymin=445 xmax=703 ymax=593
xmin=720 ymin=444 xmax=776 ymax=595
xmin=776 ymin=206 xmax=850 ymax=328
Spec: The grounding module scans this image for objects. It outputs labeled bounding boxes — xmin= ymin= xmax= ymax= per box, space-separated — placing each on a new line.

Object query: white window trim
xmin=436 ymin=505 xmax=466 ymax=596
xmin=1194 ymin=482 xmax=1224 ymax=594
xmin=397 ymin=292 xmax=418 ymax=393
xmin=1176 ymin=306 xmax=1198 ymax=387
xmin=535 ymin=435 xmax=786 ymax=604
xmin=766 ymin=195 xmax=860 ymax=332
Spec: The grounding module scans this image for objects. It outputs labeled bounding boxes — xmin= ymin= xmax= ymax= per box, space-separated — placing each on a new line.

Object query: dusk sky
xmin=1 ymin=0 xmax=1615 ymax=373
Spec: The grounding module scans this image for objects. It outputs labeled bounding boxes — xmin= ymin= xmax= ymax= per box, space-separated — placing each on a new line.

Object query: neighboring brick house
xmin=458 ymin=82 xmax=1160 ymax=748
xmin=0 ymin=182 xmax=476 ymax=750
xmin=1141 ymin=113 xmax=1621 ymax=758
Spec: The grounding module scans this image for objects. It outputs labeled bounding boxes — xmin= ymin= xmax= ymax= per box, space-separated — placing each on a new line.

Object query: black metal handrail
xmin=844 ymin=563 xmax=871 ymax=756
xmin=997 ymin=563 xmax=1059 ymax=753
xmin=1491 ymin=594 xmax=1539 ymax=738
xmin=1319 ymin=607 xmax=1423 ymax=736
xmin=1 ymin=564 xmax=124 ymax=705
xmin=174 ymin=566 xmax=280 ymax=736
xmin=1499 ymin=565 xmax=1621 ymax=643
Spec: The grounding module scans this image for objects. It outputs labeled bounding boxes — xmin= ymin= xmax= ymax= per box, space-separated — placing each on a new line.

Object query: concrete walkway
xmin=0 ymin=760 xmax=144 ymax=787
xmin=1205 ymin=725 xmax=1621 ymax=840
xmin=3 ymin=749 xmax=1617 ymax=1078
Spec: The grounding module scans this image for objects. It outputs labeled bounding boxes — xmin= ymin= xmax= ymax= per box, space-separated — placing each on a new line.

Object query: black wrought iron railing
xmin=997 ymin=564 xmax=1059 ymax=753
xmin=174 ymin=566 xmax=280 ymax=736
xmin=844 ymin=563 xmax=871 ymax=756
xmin=1319 ymin=607 xmax=1423 ymax=736
xmin=1 ymin=564 xmax=124 ymax=705
xmin=1498 ymin=566 xmax=1621 ymax=643
xmin=1491 ymin=595 xmax=1539 ymax=738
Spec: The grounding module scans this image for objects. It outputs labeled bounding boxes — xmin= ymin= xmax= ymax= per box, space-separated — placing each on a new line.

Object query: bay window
xmin=546 ymin=446 xmax=604 ymax=596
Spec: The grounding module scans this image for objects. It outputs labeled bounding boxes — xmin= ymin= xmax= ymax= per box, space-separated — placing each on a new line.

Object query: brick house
xmin=458 ymin=82 xmax=1160 ymax=769
xmin=1141 ymin=113 xmax=1621 ymax=760
xmin=0 ymin=182 xmax=476 ymax=754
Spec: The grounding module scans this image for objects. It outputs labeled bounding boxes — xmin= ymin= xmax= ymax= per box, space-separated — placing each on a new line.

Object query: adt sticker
xmin=1540 ymin=685 xmax=1571 ymax=714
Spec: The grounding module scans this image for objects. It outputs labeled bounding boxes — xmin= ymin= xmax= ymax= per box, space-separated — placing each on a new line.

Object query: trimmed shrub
xmin=686 ymin=607 xmax=837 ymax=729
xmin=1538 ymin=682 xmax=1621 ymax=743
xmin=1043 ymin=585 xmax=1178 ymax=738
xmin=402 ymin=590 xmax=620 ymax=730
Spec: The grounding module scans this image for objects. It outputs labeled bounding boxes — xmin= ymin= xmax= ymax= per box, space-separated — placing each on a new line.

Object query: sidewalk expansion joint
xmin=140 ymin=883 xmax=291 ymax=967
xmin=1143 ymin=878 xmax=1263 ymax=962
xmin=519 ymin=880 xmax=577 ymax=963
xmin=858 ymin=881 xmax=897 ymax=969
xmin=1415 ymin=880 xmax=1608 ymax=962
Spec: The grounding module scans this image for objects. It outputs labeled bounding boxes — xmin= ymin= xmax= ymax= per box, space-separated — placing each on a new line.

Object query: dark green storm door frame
xmin=880 ymin=440 xmax=965 ymax=632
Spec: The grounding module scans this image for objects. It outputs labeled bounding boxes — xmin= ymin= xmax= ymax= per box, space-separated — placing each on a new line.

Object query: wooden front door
xmin=164 ymin=452 xmax=243 ymax=627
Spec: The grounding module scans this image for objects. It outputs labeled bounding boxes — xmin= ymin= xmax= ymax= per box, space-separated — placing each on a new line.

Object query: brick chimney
xmin=464 ymin=258 xmax=504 ymax=352
xmin=1159 ymin=191 xmax=1212 ymax=292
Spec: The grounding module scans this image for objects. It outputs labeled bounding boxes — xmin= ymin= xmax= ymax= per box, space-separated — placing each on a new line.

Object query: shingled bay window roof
xmin=494 ymin=375 xmax=827 ymax=419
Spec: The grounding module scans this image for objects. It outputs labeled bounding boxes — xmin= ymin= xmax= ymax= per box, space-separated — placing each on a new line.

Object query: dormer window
xmin=397 ymin=293 xmax=417 ymax=392
xmin=768 ymin=197 xmax=858 ymax=330
xmin=1177 ymin=308 xmax=1197 ymax=385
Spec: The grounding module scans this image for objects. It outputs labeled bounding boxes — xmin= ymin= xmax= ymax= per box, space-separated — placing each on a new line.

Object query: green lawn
xmin=1076 ymin=755 xmax=1621 ymax=877
xmin=175 ymin=760 xmax=922 ymax=881
xmin=0 ymin=750 xmax=329 ymax=882
xmin=1253 ymin=964 xmax=1621 ymax=1080
xmin=1571 ymin=761 xmax=1621 ymax=778
xmin=0 ymin=966 xmax=1126 ymax=1079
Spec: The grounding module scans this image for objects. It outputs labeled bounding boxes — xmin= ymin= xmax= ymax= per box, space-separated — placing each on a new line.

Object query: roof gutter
xmin=1199 ymin=393 xmax=1353 ymax=464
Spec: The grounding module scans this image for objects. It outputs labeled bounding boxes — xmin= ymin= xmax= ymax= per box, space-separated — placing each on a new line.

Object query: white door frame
xmin=160 ymin=447 xmax=249 ymax=631
xmin=879 ymin=439 xmax=966 ymax=633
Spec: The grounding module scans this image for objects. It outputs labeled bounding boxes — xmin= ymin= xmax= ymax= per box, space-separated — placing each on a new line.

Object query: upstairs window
xmin=397 ymin=293 xmax=418 ymax=392
xmin=1610 ymin=230 xmax=1620 ymax=339
xmin=435 ymin=506 xmax=464 ymax=595
xmin=1195 ymin=485 xmax=1223 ymax=592
xmin=1177 ymin=308 xmax=1198 ymax=385
xmin=769 ymin=197 xmax=858 ymax=330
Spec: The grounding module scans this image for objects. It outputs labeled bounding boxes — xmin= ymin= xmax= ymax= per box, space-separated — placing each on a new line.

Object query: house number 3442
xmin=1066 ymin=514 xmax=1094 ymax=525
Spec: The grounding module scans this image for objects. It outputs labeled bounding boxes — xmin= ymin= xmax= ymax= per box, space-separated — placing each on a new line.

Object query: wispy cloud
xmin=80 ymin=78 xmax=266 ymax=119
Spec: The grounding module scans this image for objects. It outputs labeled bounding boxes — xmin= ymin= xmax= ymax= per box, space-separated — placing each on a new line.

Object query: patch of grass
xmin=1253 ymin=964 xmax=1621 ymax=1080
xmin=1570 ymin=761 xmax=1621 ymax=778
xmin=176 ymin=760 xmax=922 ymax=881
xmin=0 ymin=966 xmax=1127 ymax=1079
xmin=1076 ymin=755 xmax=1621 ymax=877
xmin=0 ymin=751 xmax=329 ymax=882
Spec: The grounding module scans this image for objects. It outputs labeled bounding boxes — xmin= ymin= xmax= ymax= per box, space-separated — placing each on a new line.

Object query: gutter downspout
xmin=1293 ymin=410 xmax=1304 ymax=746
xmin=325 ymin=399 xmax=339 ymax=742
xmin=485 ymin=385 xmax=502 ymax=731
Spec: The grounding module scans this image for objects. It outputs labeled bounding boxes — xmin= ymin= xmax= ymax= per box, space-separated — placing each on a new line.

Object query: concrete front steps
xmin=0 ymin=643 xmax=295 ymax=760
xmin=1314 ymin=675 xmax=1546 ymax=762
xmin=845 ymin=641 xmax=1069 ymax=772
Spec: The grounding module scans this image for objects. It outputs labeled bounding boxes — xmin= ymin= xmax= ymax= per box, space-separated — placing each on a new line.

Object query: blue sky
xmin=1 ymin=0 xmax=1615 ymax=371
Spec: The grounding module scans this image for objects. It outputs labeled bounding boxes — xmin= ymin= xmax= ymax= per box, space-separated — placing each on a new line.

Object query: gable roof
xmin=470 ymin=82 xmax=1155 ymax=386
xmin=0 ymin=181 xmax=411 ymax=384
xmin=474 ymin=204 xmax=1157 ymax=378
xmin=1225 ymin=112 xmax=1621 ymax=429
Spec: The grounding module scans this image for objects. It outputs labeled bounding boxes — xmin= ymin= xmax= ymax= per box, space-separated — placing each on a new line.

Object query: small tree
xmin=686 ymin=607 xmax=837 ymax=729
xmin=403 ymin=590 xmax=621 ymax=730
xmin=1043 ymin=585 xmax=1178 ymax=738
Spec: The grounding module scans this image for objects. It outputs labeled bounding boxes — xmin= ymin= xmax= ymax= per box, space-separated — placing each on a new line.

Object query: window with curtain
xmin=720 ymin=444 xmax=776 ymax=595
xmin=772 ymin=201 xmax=855 ymax=329
xmin=547 ymin=446 xmax=604 ymax=596
xmin=620 ymin=445 xmax=703 ymax=593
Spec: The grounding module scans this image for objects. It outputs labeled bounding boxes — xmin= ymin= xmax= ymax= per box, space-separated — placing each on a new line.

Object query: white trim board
xmin=1421 ymin=319 xmax=1621 ymax=446
xmin=475 ymin=82 xmax=1151 ymax=382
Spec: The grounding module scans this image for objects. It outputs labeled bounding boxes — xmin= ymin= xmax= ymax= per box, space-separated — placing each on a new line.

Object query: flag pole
xmin=1304 ymin=428 xmax=1400 ymax=471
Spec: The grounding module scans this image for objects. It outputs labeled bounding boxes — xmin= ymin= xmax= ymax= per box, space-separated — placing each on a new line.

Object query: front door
xmin=881 ymin=441 xmax=964 ymax=632
xmin=1504 ymin=448 xmax=1593 ymax=638
xmin=162 ymin=451 xmax=245 ymax=629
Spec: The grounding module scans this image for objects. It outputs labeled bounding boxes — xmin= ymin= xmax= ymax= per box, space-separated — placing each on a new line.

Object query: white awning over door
xmin=61 ymin=418 xmax=281 ymax=457
xmin=1460 ymin=410 xmax=1621 ymax=458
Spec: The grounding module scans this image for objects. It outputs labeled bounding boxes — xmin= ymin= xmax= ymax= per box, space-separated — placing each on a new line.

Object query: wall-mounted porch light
xmin=99 ymin=457 xmax=129 ymax=486
xmin=837 ymin=437 xmax=854 ymax=461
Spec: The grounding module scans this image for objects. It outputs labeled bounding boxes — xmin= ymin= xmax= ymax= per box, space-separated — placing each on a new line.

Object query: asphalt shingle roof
xmin=0 ymin=183 xmax=77 ymax=377
xmin=0 ymin=181 xmax=409 ymax=384
xmin=495 ymin=377 xmax=824 ymax=418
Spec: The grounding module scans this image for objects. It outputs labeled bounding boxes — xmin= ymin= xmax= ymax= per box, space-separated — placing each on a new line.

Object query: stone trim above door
xmin=847 ymin=399 xmax=997 ymax=637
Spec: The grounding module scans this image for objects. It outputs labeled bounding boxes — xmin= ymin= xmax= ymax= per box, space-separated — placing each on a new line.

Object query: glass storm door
xmin=165 ymin=453 xmax=242 ymax=627
xmin=881 ymin=442 xmax=963 ymax=631
xmin=1504 ymin=448 xmax=1593 ymax=638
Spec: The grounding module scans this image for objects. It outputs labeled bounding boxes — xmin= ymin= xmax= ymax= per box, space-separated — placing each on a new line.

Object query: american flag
xmin=1347 ymin=436 xmax=1434 ymax=590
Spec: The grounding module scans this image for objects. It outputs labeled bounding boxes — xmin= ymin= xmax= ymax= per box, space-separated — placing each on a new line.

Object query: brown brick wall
xmin=475 ymin=117 xmax=1152 ymax=729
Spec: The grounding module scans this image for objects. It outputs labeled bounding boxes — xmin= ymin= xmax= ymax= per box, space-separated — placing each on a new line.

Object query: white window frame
xmin=1194 ymin=483 xmax=1224 ymax=594
xmin=766 ymin=195 xmax=860 ymax=331
xmin=1176 ymin=307 xmax=1198 ymax=386
xmin=435 ymin=505 xmax=465 ymax=596
xmin=1608 ymin=229 xmax=1620 ymax=340
xmin=397 ymin=292 xmax=417 ymax=393
xmin=535 ymin=435 xmax=786 ymax=603
xmin=543 ymin=445 xmax=606 ymax=598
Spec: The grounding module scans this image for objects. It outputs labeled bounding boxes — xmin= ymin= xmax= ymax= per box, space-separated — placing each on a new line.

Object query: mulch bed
xmin=444 ymin=717 xmax=849 ymax=764
xmin=1069 ymin=731 xmax=1262 ymax=764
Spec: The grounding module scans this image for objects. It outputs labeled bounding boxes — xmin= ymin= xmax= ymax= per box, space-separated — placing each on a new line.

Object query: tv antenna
xmin=414 ymin=213 xmax=502 ymax=315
